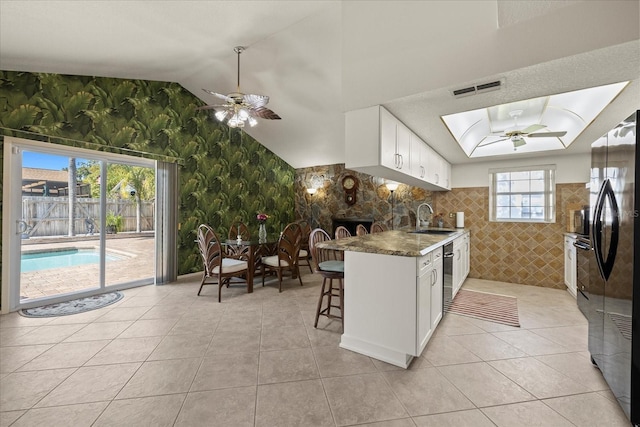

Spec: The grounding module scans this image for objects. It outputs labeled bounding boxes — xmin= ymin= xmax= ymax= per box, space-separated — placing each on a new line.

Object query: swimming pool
xmin=21 ymin=248 xmax=125 ymax=273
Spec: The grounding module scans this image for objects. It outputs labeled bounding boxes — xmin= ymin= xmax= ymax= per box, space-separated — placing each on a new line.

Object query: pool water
xmin=21 ymin=249 xmax=124 ymax=273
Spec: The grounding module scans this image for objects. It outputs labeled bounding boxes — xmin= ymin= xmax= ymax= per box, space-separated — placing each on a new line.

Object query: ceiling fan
xmin=477 ymin=110 xmax=567 ymax=150
xmin=197 ymin=46 xmax=281 ymax=128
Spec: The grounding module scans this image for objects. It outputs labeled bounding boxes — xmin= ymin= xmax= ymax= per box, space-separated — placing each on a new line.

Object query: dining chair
xmin=227 ymin=221 xmax=251 ymax=259
xmin=355 ymin=223 xmax=368 ymax=236
xmin=261 ymin=222 xmax=303 ymax=292
xmin=334 ymin=225 xmax=352 ymax=239
xmin=309 ymin=228 xmax=344 ymax=330
xmin=196 ymin=224 xmax=249 ymax=302
xmin=296 ymin=220 xmax=313 ymax=273
xmin=371 ymin=221 xmax=388 ymax=233
xmin=228 ymin=221 xmax=251 ymax=241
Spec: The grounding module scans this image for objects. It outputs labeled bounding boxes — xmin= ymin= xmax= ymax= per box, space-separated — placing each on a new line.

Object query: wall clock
xmin=342 ymin=175 xmax=359 ymax=205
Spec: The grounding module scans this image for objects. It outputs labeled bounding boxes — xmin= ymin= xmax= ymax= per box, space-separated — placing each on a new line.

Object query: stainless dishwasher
xmin=573 ymin=236 xmax=591 ymax=319
xmin=443 ymin=241 xmax=454 ymax=313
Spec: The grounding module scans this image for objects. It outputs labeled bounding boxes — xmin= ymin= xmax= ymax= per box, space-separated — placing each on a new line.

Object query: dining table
xmin=224 ymin=238 xmax=278 ymax=293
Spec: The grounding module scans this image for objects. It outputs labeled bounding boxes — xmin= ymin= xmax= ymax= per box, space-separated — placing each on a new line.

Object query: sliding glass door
xmin=2 ymin=137 xmax=161 ymax=311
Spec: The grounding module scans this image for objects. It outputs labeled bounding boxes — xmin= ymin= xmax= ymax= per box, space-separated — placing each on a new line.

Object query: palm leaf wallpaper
xmin=0 ymin=71 xmax=295 ymax=276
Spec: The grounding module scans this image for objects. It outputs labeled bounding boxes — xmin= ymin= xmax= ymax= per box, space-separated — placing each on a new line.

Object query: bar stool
xmin=334 ymin=225 xmax=351 ymax=240
xmin=371 ymin=221 xmax=388 ymax=233
xmin=310 ymin=228 xmax=344 ymax=330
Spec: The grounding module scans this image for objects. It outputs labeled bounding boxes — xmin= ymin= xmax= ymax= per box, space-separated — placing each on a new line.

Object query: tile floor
xmin=0 ymin=272 xmax=632 ymax=426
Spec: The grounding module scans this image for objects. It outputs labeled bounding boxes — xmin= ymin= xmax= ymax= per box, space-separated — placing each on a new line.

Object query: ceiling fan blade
xmin=251 ymin=106 xmax=281 ymax=120
xmin=243 ymin=94 xmax=269 ymax=108
xmin=202 ymin=89 xmax=234 ymax=103
xmin=195 ymin=105 xmax=218 ymax=111
xmin=520 ymin=124 xmax=547 ymax=134
xmin=477 ymin=137 xmax=509 ymax=147
xmin=527 ymin=131 xmax=567 ymax=138
xmin=195 ymin=104 xmax=230 ymax=111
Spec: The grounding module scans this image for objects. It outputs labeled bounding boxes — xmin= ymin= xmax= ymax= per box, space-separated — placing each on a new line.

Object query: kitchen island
xmin=317 ymin=229 xmax=467 ymax=368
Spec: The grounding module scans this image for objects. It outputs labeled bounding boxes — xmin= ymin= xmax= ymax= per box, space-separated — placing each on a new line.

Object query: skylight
xmin=441 ymin=81 xmax=629 ymax=158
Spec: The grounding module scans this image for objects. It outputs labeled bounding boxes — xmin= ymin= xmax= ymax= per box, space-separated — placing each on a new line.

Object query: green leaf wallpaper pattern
xmin=0 ymin=71 xmax=295 ymax=276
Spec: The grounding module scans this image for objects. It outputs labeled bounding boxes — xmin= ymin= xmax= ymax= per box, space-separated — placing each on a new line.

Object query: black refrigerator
xmin=588 ymin=110 xmax=639 ymax=425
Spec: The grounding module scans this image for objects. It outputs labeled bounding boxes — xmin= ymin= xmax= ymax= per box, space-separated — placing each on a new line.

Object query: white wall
xmin=451 ymin=153 xmax=590 ymax=188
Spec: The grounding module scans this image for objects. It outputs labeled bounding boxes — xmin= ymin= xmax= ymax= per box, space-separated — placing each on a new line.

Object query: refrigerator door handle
xmin=592 ymin=178 xmax=619 ymax=281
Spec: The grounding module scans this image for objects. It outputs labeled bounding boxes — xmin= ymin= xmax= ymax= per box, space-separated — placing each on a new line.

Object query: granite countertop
xmin=317 ymin=228 xmax=468 ymax=257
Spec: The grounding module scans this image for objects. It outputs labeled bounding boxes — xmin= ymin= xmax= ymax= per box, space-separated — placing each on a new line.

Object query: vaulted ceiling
xmin=1 ymin=1 xmax=638 ymax=169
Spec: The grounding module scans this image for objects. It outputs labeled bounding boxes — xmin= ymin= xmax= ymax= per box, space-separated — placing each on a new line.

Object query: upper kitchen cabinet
xmin=429 ymin=149 xmax=451 ymax=189
xmin=380 ymin=107 xmax=411 ymax=173
xmin=346 ymin=105 xmax=451 ymax=191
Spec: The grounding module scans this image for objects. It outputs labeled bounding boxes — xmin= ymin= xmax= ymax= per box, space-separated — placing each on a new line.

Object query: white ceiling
xmin=1 ymin=0 xmax=638 ymax=169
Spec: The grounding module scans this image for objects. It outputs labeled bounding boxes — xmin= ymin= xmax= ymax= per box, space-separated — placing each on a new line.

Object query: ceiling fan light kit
xmin=197 ymin=46 xmax=281 ymax=129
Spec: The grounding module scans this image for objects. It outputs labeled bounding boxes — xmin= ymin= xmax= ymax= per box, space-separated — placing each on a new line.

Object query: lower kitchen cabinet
xmin=341 ymin=245 xmax=445 ymax=368
xmin=417 ymin=248 xmax=443 ymax=355
xmin=417 ymin=251 xmax=433 ymax=355
xmin=452 ymin=231 xmax=470 ymax=298
xmin=430 ymin=248 xmax=444 ymax=334
xmin=564 ymin=234 xmax=577 ymax=297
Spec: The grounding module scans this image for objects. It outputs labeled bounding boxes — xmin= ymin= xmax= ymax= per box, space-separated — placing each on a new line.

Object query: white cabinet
xmin=564 ymin=235 xmax=577 ymax=297
xmin=426 ymin=151 xmax=451 ymax=190
xmin=378 ymin=107 xmax=411 ymax=173
xmin=452 ymin=231 xmax=470 ymax=299
xmin=417 ymin=252 xmax=433 ymax=354
xmin=410 ymin=132 xmax=427 ymax=180
xmin=341 ymin=244 xmax=445 ymax=368
xmin=417 ymin=248 xmax=443 ymax=355
xmin=441 ymin=160 xmax=451 ymax=190
xmin=463 ymin=232 xmax=470 ymax=278
xmin=345 ymin=105 xmax=451 ymax=191
xmin=430 ymin=249 xmax=443 ymax=332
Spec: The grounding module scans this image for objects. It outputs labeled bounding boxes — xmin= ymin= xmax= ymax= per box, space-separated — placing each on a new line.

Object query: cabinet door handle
xmin=435 ymin=173 xmax=439 ymax=183
xmin=399 ymin=154 xmax=404 ymax=169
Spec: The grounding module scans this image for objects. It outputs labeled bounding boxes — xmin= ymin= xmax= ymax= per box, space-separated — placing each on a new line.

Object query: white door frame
xmin=1 ymin=136 xmax=162 ymax=314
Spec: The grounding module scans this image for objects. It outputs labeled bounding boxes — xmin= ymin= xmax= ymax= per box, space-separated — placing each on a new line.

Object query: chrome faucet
xmin=416 ymin=203 xmax=434 ymax=230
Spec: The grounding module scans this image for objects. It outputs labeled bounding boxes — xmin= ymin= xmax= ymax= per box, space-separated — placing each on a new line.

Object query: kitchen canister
xmin=456 ymin=211 xmax=465 ymax=228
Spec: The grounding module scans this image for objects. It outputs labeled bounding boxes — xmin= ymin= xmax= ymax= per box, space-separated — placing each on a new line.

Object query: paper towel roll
xmin=456 ymin=212 xmax=465 ymax=228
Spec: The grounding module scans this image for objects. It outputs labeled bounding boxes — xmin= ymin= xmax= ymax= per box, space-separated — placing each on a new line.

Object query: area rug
xmin=19 ymin=292 xmax=124 ymax=318
xmin=449 ymin=289 xmax=520 ymax=327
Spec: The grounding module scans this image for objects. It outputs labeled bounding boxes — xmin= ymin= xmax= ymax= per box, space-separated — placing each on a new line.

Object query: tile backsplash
xmin=433 ymin=184 xmax=588 ymax=289
xmin=295 ymin=164 xmax=588 ymax=290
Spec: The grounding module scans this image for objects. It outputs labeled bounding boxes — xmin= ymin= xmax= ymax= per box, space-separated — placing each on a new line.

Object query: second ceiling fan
xmin=478 ymin=109 xmax=567 ymax=150
xmin=198 ymin=46 xmax=281 ymax=128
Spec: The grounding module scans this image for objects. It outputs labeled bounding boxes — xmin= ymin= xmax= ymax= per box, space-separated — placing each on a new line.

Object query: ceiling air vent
xmin=452 ymin=79 xmax=503 ymax=98
xmin=452 ymin=86 xmax=476 ymax=97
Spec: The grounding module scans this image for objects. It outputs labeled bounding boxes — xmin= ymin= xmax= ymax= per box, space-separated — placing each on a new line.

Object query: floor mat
xmin=19 ymin=292 xmax=124 ymax=318
xmin=449 ymin=289 xmax=520 ymax=327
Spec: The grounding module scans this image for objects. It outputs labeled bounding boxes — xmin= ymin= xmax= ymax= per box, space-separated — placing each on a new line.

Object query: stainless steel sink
xmin=410 ymin=229 xmax=456 ymax=235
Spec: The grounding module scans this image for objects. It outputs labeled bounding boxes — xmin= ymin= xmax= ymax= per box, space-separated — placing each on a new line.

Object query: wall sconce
xmin=386 ymin=181 xmax=399 ymax=229
xmin=385 ymin=182 xmax=399 ymax=192
xmin=306 ymin=188 xmax=317 ymax=195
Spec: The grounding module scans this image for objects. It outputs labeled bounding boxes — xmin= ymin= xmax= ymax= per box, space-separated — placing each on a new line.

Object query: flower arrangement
xmin=256 ymin=213 xmax=269 ymax=224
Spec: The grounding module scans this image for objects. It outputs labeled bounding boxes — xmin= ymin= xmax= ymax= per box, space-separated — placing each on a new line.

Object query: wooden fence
xmin=21 ymin=196 xmax=155 ymax=237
